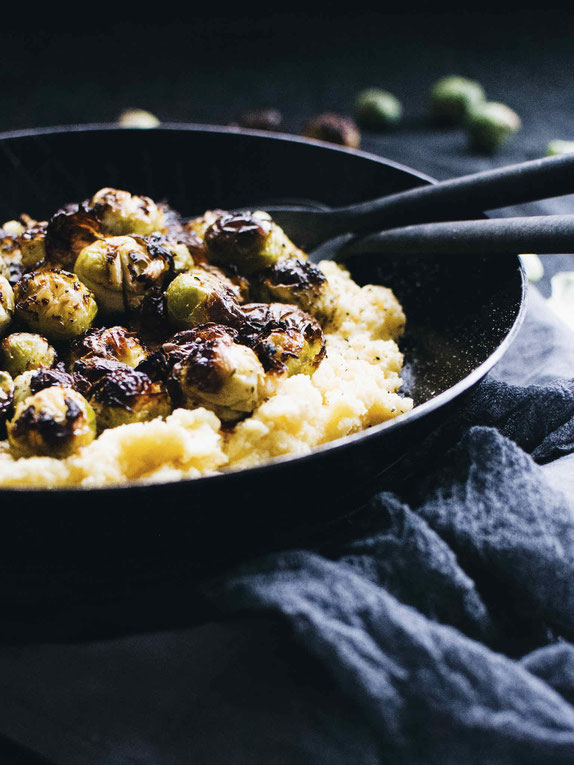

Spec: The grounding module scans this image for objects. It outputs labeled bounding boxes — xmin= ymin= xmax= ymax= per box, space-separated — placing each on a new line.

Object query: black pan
xmin=0 ymin=125 xmax=526 ymax=633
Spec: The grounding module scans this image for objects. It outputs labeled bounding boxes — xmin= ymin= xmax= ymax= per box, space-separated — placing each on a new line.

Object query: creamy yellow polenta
xmin=0 ymin=261 xmax=412 ymax=487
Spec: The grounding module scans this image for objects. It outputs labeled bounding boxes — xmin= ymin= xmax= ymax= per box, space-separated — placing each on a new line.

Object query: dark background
xmin=3 ymin=8 xmax=574 ymax=289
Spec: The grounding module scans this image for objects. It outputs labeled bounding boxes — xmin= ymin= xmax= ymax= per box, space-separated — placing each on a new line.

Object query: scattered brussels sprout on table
xmin=355 ymin=88 xmax=402 ymax=129
xmin=547 ymin=140 xmax=574 ymax=156
xmin=117 ymin=109 xmax=160 ymax=129
xmin=430 ymin=76 xmax=486 ymax=124
xmin=466 ymin=101 xmax=521 ymax=153
xmin=234 ymin=108 xmax=283 ymax=131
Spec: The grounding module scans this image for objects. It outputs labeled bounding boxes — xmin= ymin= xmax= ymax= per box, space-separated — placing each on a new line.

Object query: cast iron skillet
xmin=0 ymin=125 xmax=526 ymax=631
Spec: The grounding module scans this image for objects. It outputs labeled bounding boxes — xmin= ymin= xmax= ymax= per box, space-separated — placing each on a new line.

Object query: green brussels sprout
xmin=74 ymin=235 xmax=171 ymax=314
xmin=547 ymin=140 xmax=574 ymax=156
xmin=430 ymin=76 xmax=486 ymax=124
xmin=12 ymin=366 xmax=74 ymax=407
xmin=69 ymin=325 xmax=148 ymax=370
xmin=355 ymin=88 xmax=402 ymax=129
xmin=14 ymin=268 xmax=98 ymax=341
xmin=87 ymin=366 xmax=172 ymax=431
xmin=255 ymin=257 xmax=327 ymax=313
xmin=203 ymin=211 xmax=298 ymax=274
xmin=90 ymin=188 xmax=164 ymax=236
xmin=166 ymin=325 xmax=265 ymax=423
xmin=0 ymin=275 xmax=15 ymax=336
xmin=7 ymin=386 xmax=96 ymax=458
xmin=19 ymin=221 xmax=47 ymax=269
xmin=0 ymin=370 xmax=14 ymax=422
xmin=1 ymin=332 xmax=56 ymax=376
xmin=240 ymin=303 xmax=326 ymax=376
xmin=166 ymin=267 xmax=243 ymax=328
xmin=45 ymin=202 xmax=102 ymax=270
xmin=466 ymin=102 xmax=521 ymax=153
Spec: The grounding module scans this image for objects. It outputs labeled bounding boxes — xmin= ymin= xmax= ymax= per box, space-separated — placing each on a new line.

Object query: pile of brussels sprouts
xmin=0 ymin=189 xmax=328 ymax=459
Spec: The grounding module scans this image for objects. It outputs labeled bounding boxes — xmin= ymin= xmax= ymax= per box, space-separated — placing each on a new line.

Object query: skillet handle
xmin=336 ymin=153 xmax=574 ymax=232
xmin=338 ymin=214 xmax=574 ymax=258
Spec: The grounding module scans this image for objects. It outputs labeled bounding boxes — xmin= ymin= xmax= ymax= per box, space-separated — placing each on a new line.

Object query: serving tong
xmin=246 ymin=152 xmax=574 ymax=261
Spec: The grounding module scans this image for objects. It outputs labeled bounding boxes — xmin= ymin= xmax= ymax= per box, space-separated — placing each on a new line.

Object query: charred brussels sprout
xmin=15 ymin=269 xmax=98 ymax=341
xmin=13 ymin=365 xmax=74 ymax=407
xmin=256 ymin=258 xmax=327 ymax=312
xmin=74 ymin=235 xmax=171 ymax=314
xmin=69 ymin=326 xmax=148 ymax=369
xmin=165 ymin=325 xmax=265 ymax=423
xmin=45 ymin=202 xmax=102 ymax=270
xmin=7 ymin=386 xmax=96 ymax=458
xmin=19 ymin=221 xmax=47 ymax=269
xmin=203 ymin=212 xmax=297 ymax=274
xmin=240 ymin=303 xmax=326 ymax=376
xmin=88 ymin=366 xmax=172 ymax=431
xmin=0 ymin=275 xmax=14 ymax=335
xmin=430 ymin=76 xmax=485 ymax=124
xmin=466 ymin=102 xmax=521 ymax=153
xmin=90 ymin=188 xmax=164 ymax=236
xmin=166 ymin=267 xmax=243 ymax=328
xmin=1 ymin=333 xmax=56 ymax=376
xmin=355 ymin=88 xmax=402 ymax=129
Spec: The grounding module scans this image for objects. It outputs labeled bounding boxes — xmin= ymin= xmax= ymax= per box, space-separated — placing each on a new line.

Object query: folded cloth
xmin=0 ymin=287 xmax=574 ymax=765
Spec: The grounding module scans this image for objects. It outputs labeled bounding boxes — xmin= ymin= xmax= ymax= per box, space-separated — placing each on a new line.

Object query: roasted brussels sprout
xmin=19 ymin=221 xmax=48 ymax=269
xmin=90 ymin=188 xmax=164 ymax=236
xmin=14 ymin=269 xmax=98 ymax=341
xmin=203 ymin=211 xmax=302 ymax=274
xmin=69 ymin=326 xmax=148 ymax=369
xmin=240 ymin=303 xmax=326 ymax=376
xmin=1 ymin=332 xmax=56 ymax=376
xmin=466 ymin=102 xmax=521 ymax=153
xmin=74 ymin=235 xmax=171 ymax=314
xmin=164 ymin=325 xmax=265 ymax=422
xmin=166 ymin=267 xmax=244 ymax=328
xmin=0 ymin=370 xmax=14 ymax=422
xmin=255 ymin=258 xmax=327 ymax=313
xmin=12 ymin=365 xmax=74 ymax=407
xmin=0 ymin=275 xmax=14 ymax=335
xmin=430 ymin=76 xmax=485 ymax=124
xmin=7 ymin=386 xmax=96 ymax=458
xmin=87 ymin=365 xmax=171 ymax=431
xmin=355 ymin=88 xmax=402 ymax=129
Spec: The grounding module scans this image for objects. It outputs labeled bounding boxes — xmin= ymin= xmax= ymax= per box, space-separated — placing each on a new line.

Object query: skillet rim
xmin=0 ymin=123 xmax=527 ymax=495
